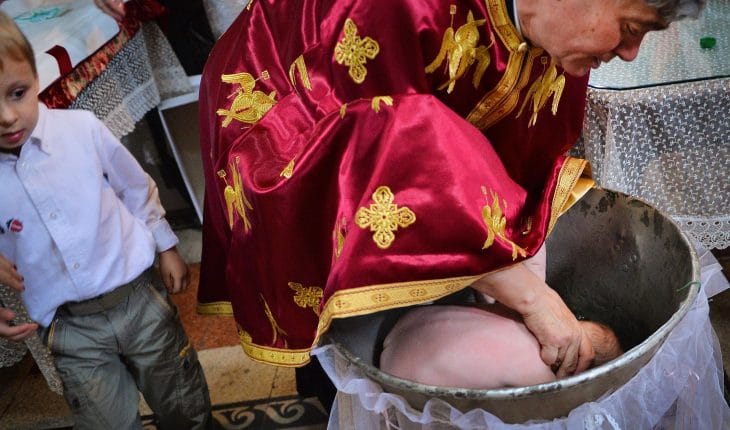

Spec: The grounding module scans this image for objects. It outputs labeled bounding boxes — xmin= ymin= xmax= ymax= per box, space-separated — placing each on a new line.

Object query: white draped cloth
xmin=314 ymin=241 xmax=730 ymax=429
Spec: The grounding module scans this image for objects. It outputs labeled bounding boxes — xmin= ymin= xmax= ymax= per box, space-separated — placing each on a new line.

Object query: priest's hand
xmin=471 ymin=262 xmax=594 ymax=378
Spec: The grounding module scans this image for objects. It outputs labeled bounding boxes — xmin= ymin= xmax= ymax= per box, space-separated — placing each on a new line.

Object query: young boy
xmin=0 ymin=11 xmax=213 ymax=429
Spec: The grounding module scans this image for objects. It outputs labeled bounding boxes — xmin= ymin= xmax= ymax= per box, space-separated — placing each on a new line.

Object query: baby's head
xmin=580 ymin=321 xmax=624 ymax=366
xmin=0 ymin=11 xmax=39 ymax=156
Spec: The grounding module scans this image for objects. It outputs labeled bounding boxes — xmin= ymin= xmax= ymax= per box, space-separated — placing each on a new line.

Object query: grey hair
xmin=645 ymin=0 xmax=706 ymax=23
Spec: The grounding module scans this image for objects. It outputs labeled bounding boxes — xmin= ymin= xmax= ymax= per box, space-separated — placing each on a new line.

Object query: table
xmin=577 ymin=0 xmax=729 ymax=250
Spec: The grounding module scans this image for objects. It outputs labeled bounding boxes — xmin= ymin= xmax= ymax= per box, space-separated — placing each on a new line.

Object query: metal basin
xmin=324 ymin=188 xmax=700 ymax=423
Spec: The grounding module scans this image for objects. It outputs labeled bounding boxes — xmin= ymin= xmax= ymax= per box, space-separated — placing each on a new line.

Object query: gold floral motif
xmin=261 ymin=295 xmax=287 ymax=347
xmin=516 ymin=57 xmax=565 ymax=127
xmin=425 ymin=6 xmax=492 ymax=93
xmin=371 ymin=292 xmax=390 ymax=303
xmin=288 ymin=55 xmax=312 ymax=90
xmin=356 ymin=186 xmax=416 ymax=249
xmin=339 ymin=103 xmax=348 ymax=118
xmin=481 ymin=187 xmax=526 ymax=260
xmin=289 ymin=282 xmax=323 ymax=316
xmin=371 ymin=96 xmax=393 ymax=113
xmin=409 ymin=288 xmax=427 ymax=298
xmin=280 ymin=159 xmax=295 ymax=179
xmin=334 ymin=18 xmax=380 ymax=84
xmin=333 ymin=298 xmax=351 ymax=309
xmin=217 ymin=156 xmax=253 ymax=231
xmin=216 ymin=71 xmax=277 ymax=127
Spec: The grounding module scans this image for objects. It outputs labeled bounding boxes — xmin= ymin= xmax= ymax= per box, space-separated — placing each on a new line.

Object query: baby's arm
xmin=159 ymin=247 xmax=190 ymax=294
xmin=0 ymin=253 xmax=37 ymax=341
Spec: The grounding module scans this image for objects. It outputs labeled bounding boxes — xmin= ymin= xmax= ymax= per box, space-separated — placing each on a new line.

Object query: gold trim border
xmin=197 ymin=301 xmax=234 ymax=316
xmin=466 ymin=0 xmax=542 ymax=130
xmin=547 ymin=157 xmax=594 ymax=235
xmin=238 ymin=274 xmax=485 ymax=366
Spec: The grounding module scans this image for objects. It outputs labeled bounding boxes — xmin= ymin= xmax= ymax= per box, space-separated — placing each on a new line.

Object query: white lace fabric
xmin=577 ymin=77 xmax=730 ymax=250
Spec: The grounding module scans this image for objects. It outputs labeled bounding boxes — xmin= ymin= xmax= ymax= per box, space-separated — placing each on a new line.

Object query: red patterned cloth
xmin=39 ymin=0 xmax=166 ymax=108
xmin=198 ymin=0 xmax=590 ymax=365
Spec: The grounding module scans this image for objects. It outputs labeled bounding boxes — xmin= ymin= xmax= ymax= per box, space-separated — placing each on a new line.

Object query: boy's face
xmin=0 ymin=57 xmax=39 ymax=155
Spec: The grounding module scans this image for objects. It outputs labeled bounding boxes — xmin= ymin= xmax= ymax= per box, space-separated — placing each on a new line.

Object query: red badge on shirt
xmin=7 ymin=219 xmax=23 ymax=233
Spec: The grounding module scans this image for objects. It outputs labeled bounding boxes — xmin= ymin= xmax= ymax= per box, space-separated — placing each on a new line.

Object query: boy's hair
xmin=0 ymin=11 xmax=37 ymax=75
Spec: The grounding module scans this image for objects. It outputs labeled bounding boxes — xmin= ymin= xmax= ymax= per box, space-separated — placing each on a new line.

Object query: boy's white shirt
xmin=0 ymin=103 xmax=178 ymax=327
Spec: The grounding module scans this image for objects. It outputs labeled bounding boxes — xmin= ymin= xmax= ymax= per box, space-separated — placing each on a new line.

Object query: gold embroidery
xmin=289 ymin=282 xmax=323 ymax=316
xmin=334 ymin=217 xmax=346 ymax=258
xmin=288 ymin=55 xmax=312 ymax=90
xmin=466 ymin=0 xmax=544 ymax=130
xmin=409 ymin=288 xmax=427 ymax=298
xmin=196 ymin=301 xmax=234 ymax=316
xmin=356 ymin=186 xmax=416 ymax=249
xmin=425 ymin=6 xmax=492 ymax=93
xmin=516 ymin=57 xmax=565 ymax=127
xmin=217 ymin=157 xmax=253 ymax=231
xmin=371 ymin=96 xmax=393 ymax=113
xmin=481 ymin=187 xmax=526 ymax=260
xmin=261 ymin=295 xmax=287 ymax=346
xmin=548 ymin=158 xmax=593 ymax=234
xmin=216 ymin=71 xmax=277 ymax=127
xmin=371 ymin=292 xmax=390 ymax=303
xmin=280 ymin=159 xmax=295 ymax=178
xmin=334 ymin=18 xmax=380 ymax=84
xmin=339 ymin=103 xmax=348 ymax=118
xmin=239 ymin=331 xmax=311 ymax=367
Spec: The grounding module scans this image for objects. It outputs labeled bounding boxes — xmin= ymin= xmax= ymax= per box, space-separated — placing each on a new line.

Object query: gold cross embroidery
xmin=481 ymin=187 xmax=526 ymax=260
xmin=216 ymin=71 xmax=277 ymax=127
xmin=218 ymin=156 xmax=253 ymax=232
xmin=356 ymin=186 xmax=416 ymax=249
xmin=425 ymin=6 xmax=492 ymax=94
xmin=334 ymin=18 xmax=380 ymax=84
xmin=289 ymin=282 xmax=324 ymax=316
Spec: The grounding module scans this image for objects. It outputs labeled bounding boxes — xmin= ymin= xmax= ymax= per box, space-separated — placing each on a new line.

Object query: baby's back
xmin=380 ymin=304 xmax=556 ymax=389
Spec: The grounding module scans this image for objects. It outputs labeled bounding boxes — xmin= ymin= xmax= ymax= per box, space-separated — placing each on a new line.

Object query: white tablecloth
xmin=578 ymin=1 xmax=729 ymax=250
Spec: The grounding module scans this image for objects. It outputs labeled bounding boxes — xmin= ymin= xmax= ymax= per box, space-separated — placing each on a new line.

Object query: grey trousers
xmin=43 ymin=270 xmax=212 ymax=430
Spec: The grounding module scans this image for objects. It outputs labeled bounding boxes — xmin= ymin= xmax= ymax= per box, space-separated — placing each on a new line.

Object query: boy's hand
xmin=0 ymin=307 xmax=37 ymax=341
xmin=158 ymin=247 xmax=190 ymax=294
xmin=0 ymin=253 xmax=24 ymax=293
xmin=0 ymin=253 xmax=36 ymax=340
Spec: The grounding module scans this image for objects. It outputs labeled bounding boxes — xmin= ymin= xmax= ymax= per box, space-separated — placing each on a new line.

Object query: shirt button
xmin=50 ymin=213 xmax=57 ymax=219
xmin=73 ymin=263 xmax=80 ymax=270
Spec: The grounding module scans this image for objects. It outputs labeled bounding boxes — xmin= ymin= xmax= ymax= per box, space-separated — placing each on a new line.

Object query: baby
xmin=380 ymin=302 xmax=623 ymax=389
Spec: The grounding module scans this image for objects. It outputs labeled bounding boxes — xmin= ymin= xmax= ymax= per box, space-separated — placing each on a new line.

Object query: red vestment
xmin=198 ymin=0 xmax=591 ymax=365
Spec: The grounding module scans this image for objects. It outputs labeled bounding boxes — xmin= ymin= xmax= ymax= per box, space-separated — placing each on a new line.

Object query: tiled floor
xmin=1 ymin=113 xmax=729 ymax=429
